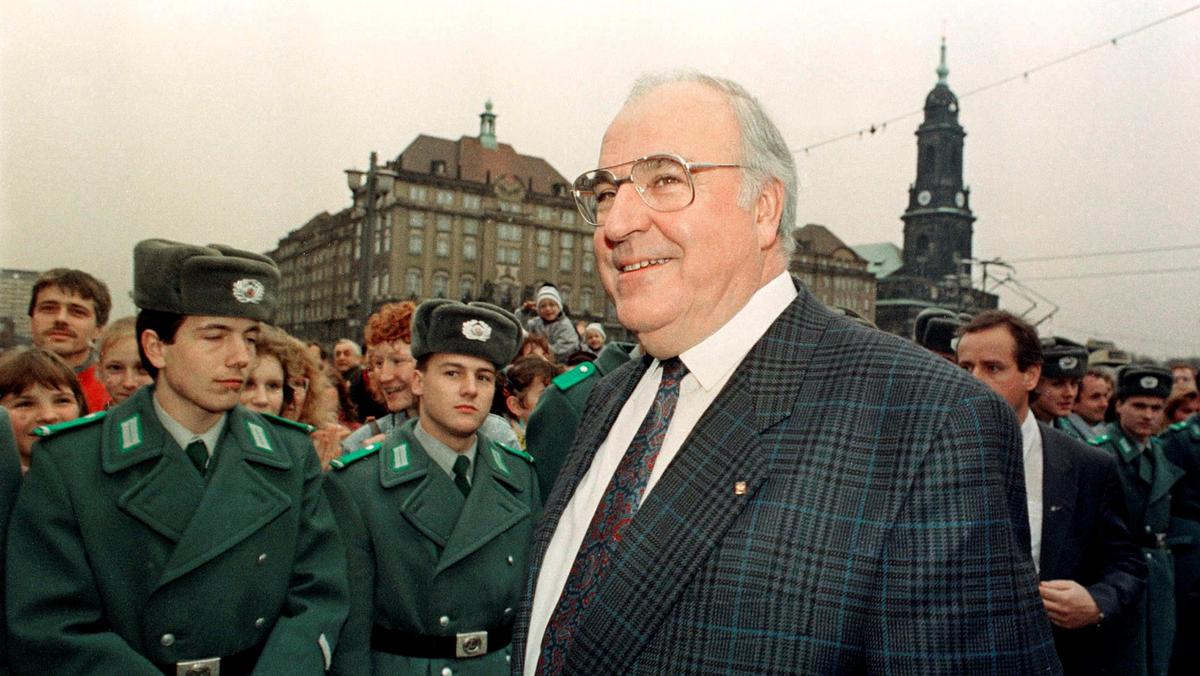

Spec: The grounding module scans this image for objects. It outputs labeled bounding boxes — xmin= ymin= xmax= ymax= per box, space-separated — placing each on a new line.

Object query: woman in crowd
xmin=0 ymin=347 xmax=85 ymax=473
xmin=97 ymin=316 xmax=153 ymax=406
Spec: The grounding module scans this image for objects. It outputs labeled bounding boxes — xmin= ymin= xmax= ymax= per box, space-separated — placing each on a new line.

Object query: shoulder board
xmin=552 ymin=361 xmax=597 ymax=391
xmin=260 ymin=412 xmax=315 ymax=434
xmin=1087 ymin=433 xmax=1110 ymax=446
xmin=1168 ymin=420 xmax=1188 ymax=432
xmin=330 ymin=442 xmax=381 ymax=470
xmin=33 ymin=410 xmax=107 ymax=437
xmin=496 ymin=441 xmax=534 ymax=464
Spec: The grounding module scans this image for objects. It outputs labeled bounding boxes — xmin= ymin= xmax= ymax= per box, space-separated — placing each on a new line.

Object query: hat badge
xmin=1059 ymin=356 xmax=1078 ymax=370
xmin=462 ymin=319 xmax=492 ymax=342
xmin=1140 ymin=376 xmax=1159 ymax=389
xmin=232 ymin=278 xmax=265 ymax=304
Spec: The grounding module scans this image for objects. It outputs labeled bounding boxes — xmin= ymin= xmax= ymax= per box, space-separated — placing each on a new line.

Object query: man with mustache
xmin=6 ymin=239 xmax=349 ymax=674
xmin=27 ymin=268 xmax=113 ymax=412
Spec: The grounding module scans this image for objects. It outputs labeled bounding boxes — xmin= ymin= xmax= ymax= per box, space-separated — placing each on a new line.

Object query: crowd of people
xmin=0 ymin=71 xmax=1197 ymax=675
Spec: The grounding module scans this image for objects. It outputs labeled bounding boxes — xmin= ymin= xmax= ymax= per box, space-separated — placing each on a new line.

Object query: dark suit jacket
xmin=1037 ymin=422 xmax=1146 ymax=674
xmin=513 ymin=280 xmax=1062 ymax=675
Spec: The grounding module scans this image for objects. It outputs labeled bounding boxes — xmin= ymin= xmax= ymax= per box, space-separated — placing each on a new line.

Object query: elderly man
xmin=514 ymin=72 xmax=1060 ymax=675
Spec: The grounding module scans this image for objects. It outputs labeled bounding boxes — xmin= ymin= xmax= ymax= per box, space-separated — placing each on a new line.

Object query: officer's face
xmin=29 ymin=286 xmax=103 ymax=366
xmin=1115 ymin=395 xmax=1164 ymax=442
xmin=144 ymin=315 xmax=259 ymax=430
xmin=1073 ymin=375 xmax=1111 ymax=424
xmin=370 ymin=340 xmax=415 ymax=413
xmin=411 ymin=353 xmax=495 ymax=451
xmin=955 ymin=325 xmax=1041 ymax=417
xmin=1032 ymin=377 xmax=1079 ymax=420
xmin=100 ymin=335 xmax=152 ymax=405
xmin=1 ymin=383 xmax=82 ymax=467
xmin=241 ymin=354 xmax=285 ymax=416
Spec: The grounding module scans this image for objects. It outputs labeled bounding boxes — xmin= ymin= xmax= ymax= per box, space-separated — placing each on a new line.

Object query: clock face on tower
xmin=917 ymin=190 xmax=932 ymax=206
xmin=955 ymin=191 xmax=965 ymax=208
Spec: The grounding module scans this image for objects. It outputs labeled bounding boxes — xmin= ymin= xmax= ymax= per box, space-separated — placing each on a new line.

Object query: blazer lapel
xmin=437 ymin=440 xmax=531 ymax=574
xmin=157 ymin=410 xmax=292 ymax=588
xmin=1038 ymin=424 xmax=1075 ymax=579
xmin=566 ymin=281 xmax=824 ymax=674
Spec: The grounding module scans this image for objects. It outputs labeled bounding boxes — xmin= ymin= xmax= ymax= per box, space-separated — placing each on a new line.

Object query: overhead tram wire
xmin=1008 ymin=242 xmax=1200 ymax=264
xmin=1020 ymin=266 xmax=1199 ymax=282
xmin=798 ymin=3 xmax=1200 ymax=154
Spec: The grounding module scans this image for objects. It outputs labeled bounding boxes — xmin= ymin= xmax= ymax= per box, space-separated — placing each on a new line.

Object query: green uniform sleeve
xmin=252 ymin=443 xmax=351 ymax=675
xmin=5 ymin=450 xmax=161 ymax=674
xmin=322 ymin=473 xmax=376 ymax=676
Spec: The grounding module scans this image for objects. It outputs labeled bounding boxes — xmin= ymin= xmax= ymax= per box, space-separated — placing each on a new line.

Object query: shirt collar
xmin=414 ymin=417 xmax=477 ymax=479
xmin=152 ymin=393 xmax=226 ymax=453
xmin=1019 ymin=409 xmax=1040 ymax=458
xmin=678 ymin=271 xmax=797 ymax=392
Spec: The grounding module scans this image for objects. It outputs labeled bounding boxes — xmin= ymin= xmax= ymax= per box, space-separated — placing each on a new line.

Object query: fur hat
xmin=411 ymin=300 xmax=522 ymax=368
xmin=1116 ymin=365 xmax=1173 ymax=400
xmin=133 ymin=239 xmax=279 ymax=321
xmin=1040 ymin=337 xmax=1088 ymax=380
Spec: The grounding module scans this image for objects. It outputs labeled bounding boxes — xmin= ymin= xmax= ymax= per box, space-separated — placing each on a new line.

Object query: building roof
xmin=794 ymin=223 xmax=866 ymax=261
xmin=395 ymin=133 xmax=570 ymax=196
xmin=850 ymin=241 xmax=904 ymax=279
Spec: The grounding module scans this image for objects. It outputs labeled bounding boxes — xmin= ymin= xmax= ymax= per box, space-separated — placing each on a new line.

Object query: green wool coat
xmin=0 ymin=409 xmax=22 ymax=676
xmin=1160 ymin=414 xmax=1200 ymax=673
xmin=4 ymin=387 xmax=349 ymax=675
xmin=324 ymin=418 xmax=540 ymax=676
xmin=1090 ymin=423 xmax=1185 ymax=676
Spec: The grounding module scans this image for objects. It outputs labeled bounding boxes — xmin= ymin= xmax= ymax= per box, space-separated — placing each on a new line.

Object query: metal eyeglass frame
xmin=571 ymin=153 xmax=743 ymax=226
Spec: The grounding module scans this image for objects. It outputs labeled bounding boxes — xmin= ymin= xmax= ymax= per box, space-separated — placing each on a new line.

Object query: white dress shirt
xmin=523 ymin=272 xmax=797 ymax=673
xmin=1020 ymin=410 xmax=1044 ymax=572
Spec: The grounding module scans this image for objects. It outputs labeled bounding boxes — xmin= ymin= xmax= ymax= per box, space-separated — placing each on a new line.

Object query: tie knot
xmin=453 ymin=454 xmax=471 ymax=478
xmin=659 ymin=357 xmax=688 ymax=387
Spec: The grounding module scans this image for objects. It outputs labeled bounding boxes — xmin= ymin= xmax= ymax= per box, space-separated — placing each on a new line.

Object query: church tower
xmin=899 ymin=38 xmax=975 ymax=281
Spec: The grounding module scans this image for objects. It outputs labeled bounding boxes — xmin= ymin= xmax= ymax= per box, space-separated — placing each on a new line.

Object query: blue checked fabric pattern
xmin=536 ymin=357 xmax=688 ymax=675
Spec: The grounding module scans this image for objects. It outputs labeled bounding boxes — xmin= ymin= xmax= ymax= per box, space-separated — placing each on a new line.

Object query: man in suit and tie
xmin=513 ymin=72 xmax=1060 ymax=675
xmin=6 ymin=239 xmax=349 ymax=674
xmin=956 ymin=310 xmax=1146 ymax=674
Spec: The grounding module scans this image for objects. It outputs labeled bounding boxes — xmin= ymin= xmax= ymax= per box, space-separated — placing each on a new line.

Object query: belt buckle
xmin=176 ymin=657 xmax=220 ymax=676
xmin=455 ymin=630 xmax=488 ymax=658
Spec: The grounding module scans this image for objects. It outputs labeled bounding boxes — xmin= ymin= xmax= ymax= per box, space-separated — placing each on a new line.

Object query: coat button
xmin=257 ymin=553 xmax=268 ymax=565
xmin=504 ymin=607 xmax=513 ymax=615
xmin=441 ymin=668 xmax=452 ymax=676
xmin=1145 ymin=525 xmax=1152 ymax=533
xmin=160 ymin=633 xmax=175 ymax=647
xmin=439 ymin=615 xmax=450 ymax=627
xmin=254 ymin=617 xmax=266 ymax=629
xmin=506 ymin=555 xmax=514 ymax=566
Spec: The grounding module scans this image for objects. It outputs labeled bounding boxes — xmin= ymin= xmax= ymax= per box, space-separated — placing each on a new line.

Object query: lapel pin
xmin=734 ymin=481 xmax=747 ymax=496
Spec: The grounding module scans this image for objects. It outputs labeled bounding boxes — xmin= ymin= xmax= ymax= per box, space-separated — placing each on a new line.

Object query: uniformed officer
xmin=524 ymin=340 xmax=636 ymax=503
xmin=0 ymin=409 xmax=21 ymax=676
xmin=1032 ymin=337 xmax=1091 ymax=442
xmin=5 ymin=239 xmax=349 ymax=675
xmin=1090 ymin=365 xmax=1184 ymax=676
xmin=1160 ymin=411 xmax=1200 ymax=674
xmin=324 ymin=300 xmax=537 ymax=676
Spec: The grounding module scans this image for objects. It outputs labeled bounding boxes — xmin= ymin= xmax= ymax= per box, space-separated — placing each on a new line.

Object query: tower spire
xmin=479 ymin=99 xmax=497 ymax=150
xmin=936 ymin=36 xmax=949 ymax=85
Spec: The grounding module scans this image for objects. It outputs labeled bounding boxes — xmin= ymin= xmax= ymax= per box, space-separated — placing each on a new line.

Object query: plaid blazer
xmin=513 ymin=281 xmax=1062 ymax=675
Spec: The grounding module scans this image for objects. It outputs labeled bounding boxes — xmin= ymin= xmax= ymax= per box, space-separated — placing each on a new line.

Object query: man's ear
xmin=141 ymin=329 xmax=168 ymax=370
xmin=505 ymin=394 xmax=523 ymax=418
xmin=1023 ymin=363 xmax=1043 ymax=394
xmin=753 ymin=177 xmax=786 ymax=250
xmin=410 ymin=368 xmax=425 ymax=398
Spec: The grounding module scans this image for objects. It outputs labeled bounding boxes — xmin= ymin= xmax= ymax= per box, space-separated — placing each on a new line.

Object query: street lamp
xmin=345 ymin=151 xmax=397 ymax=328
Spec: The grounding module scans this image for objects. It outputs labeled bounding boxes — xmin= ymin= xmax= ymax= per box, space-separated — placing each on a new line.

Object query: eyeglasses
xmin=571 ymin=153 xmax=743 ymax=226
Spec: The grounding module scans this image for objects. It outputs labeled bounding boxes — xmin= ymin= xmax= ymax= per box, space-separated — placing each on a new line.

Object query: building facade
xmin=270 ymin=103 xmax=612 ymax=345
xmin=0 ymin=268 xmax=39 ymax=349
xmin=873 ymin=41 xmax=998 ymax=337
xmin=790 ymin=224 xmax=877 ymax=322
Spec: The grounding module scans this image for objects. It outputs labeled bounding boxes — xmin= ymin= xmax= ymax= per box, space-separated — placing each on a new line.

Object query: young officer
xmin=1031 ymin=337 xmax=1092 ymax=442
xmin=5 ymin=239 xmax=349 ymax=675
xmin=325 ymin=299 xmax=538 ymax=676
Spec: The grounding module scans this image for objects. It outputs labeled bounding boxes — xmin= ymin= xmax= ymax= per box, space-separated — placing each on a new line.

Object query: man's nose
xmin=600 ymin=183 xmax=652 ymax=241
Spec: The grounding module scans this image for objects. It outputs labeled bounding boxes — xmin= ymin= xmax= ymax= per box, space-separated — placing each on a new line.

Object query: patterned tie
xmin=185 ymin=440 xmax=208 ymax=476
xmin=537 ymin=357 xmax=688 ymax=675
xmin=453 ymin=455 xmax=472 ymax=497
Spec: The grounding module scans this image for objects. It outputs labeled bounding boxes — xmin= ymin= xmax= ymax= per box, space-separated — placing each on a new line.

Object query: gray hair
xmin=334 ymin=338 xmax=361 ymax=356
xmin=626 ymin=71 xmax=798 ymax=255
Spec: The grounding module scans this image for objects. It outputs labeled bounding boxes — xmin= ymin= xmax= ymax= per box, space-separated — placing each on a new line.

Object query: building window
xmin=498 ymin=245 xmax=521 ymax=265
xmin=559 ymin=286 xmax=571 ymax=309
xmin=498 ymin=223 xmax=522 ymax=241
xmin=463 ymin=237 xmax=477 ymax=261
xmin=536 ymin=230 xmax=551 ymax=246
xmin=436 ymin=233 xmax=450 ymax=258
xmin=498 ymin=201 xmax=522 ymax=214
xmin=463 ymin=194 xmax=481 ymax=209
xmin=410 ymin=211 xmax=425 ymax=227
xmin=408 ymin=229 xmax=423 ymax=255
xmin=536 ymin=247 xmax=550 ymax=269
xmin=582 ymin=237 xmax=594 ymax=273
xmin=561 ymin=210 xmax=576 ymax=225
xmin=411 ymin=185 xmax=428 ymax=202
xmin=462 ymin=218 xmax=479 ymax=235
xmin=559 ymin=232 xmax=575 ymax=272
xmin=537 ymin=206 xmax=554 ymax=221
xmin=436 ymin=214 xmax=452 ymax=232
xmin=459 ymin=276 xmax=475 ymax=300
xmin=432 ymin=272 xmax=449 ymax=298
xmin=405 ymin=268 xmax=422 ymax=297
xmin=436 ymin=190 xmax=454 ymax=206
xmin=579 ymin=287 xmax=593 ymax=313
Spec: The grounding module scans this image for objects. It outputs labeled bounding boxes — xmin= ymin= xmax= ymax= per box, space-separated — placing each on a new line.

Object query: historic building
xmin=270 ymin=102 xmax=610 ymax=344
xmin=790 ymin=224 xmax=877 ymax=322
xmin=872 ymin=41 xmax=998 ymax=337
xmin=0 ymin=268 xmax=39 ymax=349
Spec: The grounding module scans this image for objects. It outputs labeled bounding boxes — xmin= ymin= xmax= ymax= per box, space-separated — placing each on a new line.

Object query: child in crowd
xmin=501 ymin=355 xmax=563 ymax=448
xmin=524 ymin=284 xmax=579 ymax=362
xmin=97 ymin=317 xmax=152 ymax=406
xmin=583 ymin=322 xmax=607 ymax=356
xmin=0 ymin=347 xmax=85 ymax=472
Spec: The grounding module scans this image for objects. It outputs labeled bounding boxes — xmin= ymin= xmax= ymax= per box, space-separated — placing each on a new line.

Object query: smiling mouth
xmin=619 ymin=258 xmax=670 ymax=273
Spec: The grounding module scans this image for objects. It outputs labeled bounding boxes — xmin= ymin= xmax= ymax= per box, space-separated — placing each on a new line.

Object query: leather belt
xmin=155 ymin=643 xmax=261 ymax=676
xmin=371 ymin=623 xmax=512 ymax=659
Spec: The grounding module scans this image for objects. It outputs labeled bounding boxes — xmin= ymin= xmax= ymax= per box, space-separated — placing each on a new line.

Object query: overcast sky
xmin=2 ymin=0 xmax=1197 ymax=358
